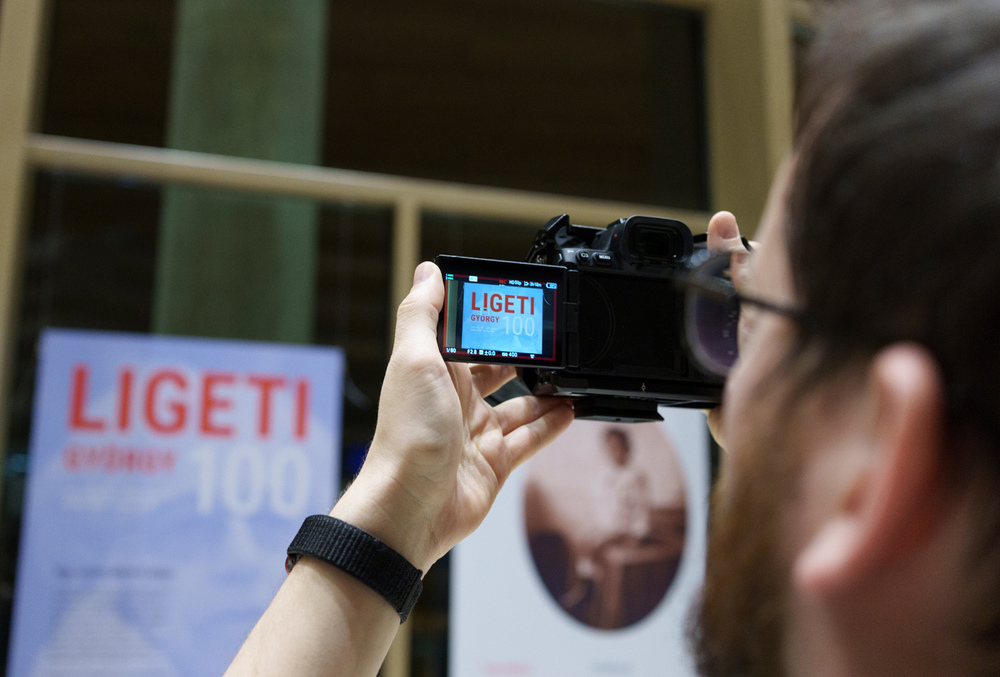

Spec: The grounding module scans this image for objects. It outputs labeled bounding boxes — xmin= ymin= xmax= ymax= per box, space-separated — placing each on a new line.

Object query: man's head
xmin=604 ymin=428 xmax=632 ymax=467
xmin=694 ymin=2 xmax=1000 ymax=675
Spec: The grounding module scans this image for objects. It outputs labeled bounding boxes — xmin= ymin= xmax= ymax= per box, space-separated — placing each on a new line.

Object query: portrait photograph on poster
xmin=524 ymin=421 xmax=687 ymax=630
xmin=450 ymin=408 xmax=709 ymax=677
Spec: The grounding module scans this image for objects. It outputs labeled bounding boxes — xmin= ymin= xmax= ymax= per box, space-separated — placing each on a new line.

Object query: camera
xmin=436 ymin=214 xmax=722 ymax=422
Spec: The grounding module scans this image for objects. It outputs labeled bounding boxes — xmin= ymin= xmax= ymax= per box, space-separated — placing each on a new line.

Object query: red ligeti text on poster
xmin=67 ymin=364 xmax=312 ymax=440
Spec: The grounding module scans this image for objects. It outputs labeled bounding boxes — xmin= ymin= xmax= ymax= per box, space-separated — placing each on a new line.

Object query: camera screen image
xmin=437 ymin=256 xmax=565 ymax=367
xmin=459 ymin=281 xmax=545 ymax=355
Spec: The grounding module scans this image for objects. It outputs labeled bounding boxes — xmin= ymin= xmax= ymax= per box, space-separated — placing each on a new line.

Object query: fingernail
xmin=717 ymin=218 xmax=739 ymax=241
xmin=413 ymin=261 xmax=433 ymax=285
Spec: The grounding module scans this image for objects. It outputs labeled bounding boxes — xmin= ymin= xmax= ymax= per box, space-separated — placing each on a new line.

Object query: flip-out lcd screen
xmin=436 ymin=255 xmax=566 ymax=368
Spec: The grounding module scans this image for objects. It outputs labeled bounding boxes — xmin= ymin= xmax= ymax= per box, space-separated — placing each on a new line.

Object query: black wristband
xmin=286 ymin=515 xmax=423 ymax=623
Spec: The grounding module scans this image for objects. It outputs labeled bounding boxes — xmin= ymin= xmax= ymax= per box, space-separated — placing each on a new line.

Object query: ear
xmin=792 ymin=343 xmax=947 ymax=597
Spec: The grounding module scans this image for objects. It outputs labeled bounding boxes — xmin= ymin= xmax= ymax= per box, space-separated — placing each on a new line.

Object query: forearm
xmin=225 ymin=465 xmax=438 ymax=677
xmin=224 ymin=471 xmax=433 ymax=677
xmin=224 ymin=555 xmax=401 ymax=677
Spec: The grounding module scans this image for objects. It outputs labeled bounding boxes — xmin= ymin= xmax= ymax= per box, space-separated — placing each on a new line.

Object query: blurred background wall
xmin=0 ymin=0 xmax=815 ymax=674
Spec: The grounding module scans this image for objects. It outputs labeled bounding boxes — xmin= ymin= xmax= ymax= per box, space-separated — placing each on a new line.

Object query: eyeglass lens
xmin=685 ymin=254 xmax=740 ymax=378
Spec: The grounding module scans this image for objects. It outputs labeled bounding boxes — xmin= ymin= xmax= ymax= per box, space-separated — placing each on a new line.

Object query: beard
xmin=690 ymin=420 xmax=799 ymax=677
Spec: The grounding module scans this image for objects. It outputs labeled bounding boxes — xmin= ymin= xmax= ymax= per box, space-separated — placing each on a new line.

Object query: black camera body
xmin=436 ymin=214 xmax=721 ymax=422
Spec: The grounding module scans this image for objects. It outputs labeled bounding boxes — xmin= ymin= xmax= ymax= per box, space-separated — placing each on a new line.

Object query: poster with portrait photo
xmin=450 ymin=407 xmax=709 ymax=676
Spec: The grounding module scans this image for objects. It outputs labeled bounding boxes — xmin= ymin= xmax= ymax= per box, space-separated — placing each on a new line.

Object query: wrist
xmin=330 ymin=468 xmax=438 ymax=573
xmin=286 ymin=515 xmax=423 ymax=622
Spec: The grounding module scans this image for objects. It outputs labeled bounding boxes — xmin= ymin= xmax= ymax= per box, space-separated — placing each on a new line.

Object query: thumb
xmin=706 ymin=211 xmax=744 ymax=254
xmin=392 ymin=261 xmax=445 ymax=356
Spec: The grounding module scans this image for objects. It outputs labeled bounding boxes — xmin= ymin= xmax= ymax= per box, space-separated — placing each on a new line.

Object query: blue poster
xmin=461 ymin=282 xmax=544 ymax=355
xmin=7 ymin=329 xmax=344 ymax=677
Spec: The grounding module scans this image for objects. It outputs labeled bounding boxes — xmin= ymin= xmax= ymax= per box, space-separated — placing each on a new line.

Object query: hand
xmin=332 ymin=262 xmax=575 ymax=571
xmin=224 ymin=262 xmax=569 ymax=676
xmin=705 ymin=211 xmax=750 ymax=450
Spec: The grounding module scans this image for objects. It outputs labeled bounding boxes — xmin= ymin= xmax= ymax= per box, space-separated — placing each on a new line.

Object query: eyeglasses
xmin=681 ymin=251 xmax=805 ymax=378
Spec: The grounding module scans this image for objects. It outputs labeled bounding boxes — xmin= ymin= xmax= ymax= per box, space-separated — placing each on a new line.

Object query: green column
xmin=154 ymin=0 xmax=326 ymax=343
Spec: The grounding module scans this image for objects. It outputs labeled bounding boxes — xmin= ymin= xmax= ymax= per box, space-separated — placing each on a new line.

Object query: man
xmin=225 ymin=1 xmax=1000 ymax=675
xmin=584 ymin=427 xmax=654 ymax=628
xmin=597 ymin=427 xmax=651 ymax=544
xmin=693 ymin=2 xmax=1000 ymax=674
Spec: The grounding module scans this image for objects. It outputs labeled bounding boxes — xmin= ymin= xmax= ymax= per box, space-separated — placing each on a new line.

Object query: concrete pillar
xmin=154 ymin=0 xmax=326 ymax=342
